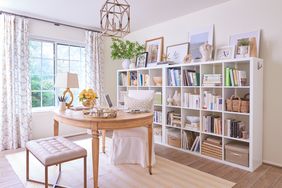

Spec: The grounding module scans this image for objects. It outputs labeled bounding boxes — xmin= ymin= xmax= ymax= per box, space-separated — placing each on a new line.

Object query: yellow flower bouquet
xmin=79 ymin=88 xmax=98 ymax=108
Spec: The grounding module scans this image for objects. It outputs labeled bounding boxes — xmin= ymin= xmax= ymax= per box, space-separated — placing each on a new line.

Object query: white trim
xmin=263 ymin=160 xmax=282 ymax=168
xmin=29 ymin=35 xmax=85 ymax=47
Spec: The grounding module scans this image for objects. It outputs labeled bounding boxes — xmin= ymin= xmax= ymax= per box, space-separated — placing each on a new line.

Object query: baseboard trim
xmin=263 ymin=160 xmax=282 ymax=168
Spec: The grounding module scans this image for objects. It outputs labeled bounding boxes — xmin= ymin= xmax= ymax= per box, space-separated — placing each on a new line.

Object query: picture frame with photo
xmin=215 ymin=46 xmax=235 ymax=60
xmin=229 ymin=30 xmax=260 ymax=58
xmin=188 ymin=25 xmax=214 ymax=62
xmin=145 ymin=37 xmax=164 ymax=67
xmin=166 ymin=42 xmax=189 ymax=64
xmin=135 ymin=52 xmax=148 ymax=68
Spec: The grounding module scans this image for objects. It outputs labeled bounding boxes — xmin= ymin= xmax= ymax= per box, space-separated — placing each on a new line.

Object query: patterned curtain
xmin=85 ymin=31 xmax=104 ymax=105
xmin=0 ymin=14 xmax=32 ymax=151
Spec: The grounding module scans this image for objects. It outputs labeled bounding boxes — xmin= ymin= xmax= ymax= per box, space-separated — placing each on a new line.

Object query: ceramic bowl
xmin=186 ymin=116 xmax=200 ymax=123
xmin=153 ymin=77 xmax=162 ymax=86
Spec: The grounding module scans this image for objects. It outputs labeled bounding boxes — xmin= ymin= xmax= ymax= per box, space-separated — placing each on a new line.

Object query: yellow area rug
xmin=6 ymin=138 xmax=235 ymax=188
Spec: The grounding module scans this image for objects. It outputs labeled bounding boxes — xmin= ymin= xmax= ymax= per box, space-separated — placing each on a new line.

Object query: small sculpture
xmin=167 ymin=94 xmax=173 ymax=106
xmin=199 ymin=42 xmax=213 ymax=61
xmin=183 ymin=54 xmax=192 ymax=64
xmin=172 ymin=90 xmax=181 ymax=106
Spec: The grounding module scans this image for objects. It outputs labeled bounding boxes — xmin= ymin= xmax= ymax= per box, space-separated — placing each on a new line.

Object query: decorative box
xmin=225 ymin=142 xmax=249 ymax=167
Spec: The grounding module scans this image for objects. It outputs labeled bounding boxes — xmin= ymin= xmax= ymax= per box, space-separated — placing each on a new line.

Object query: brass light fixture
xmin=100 ymin=0 xmax=130 ymax=37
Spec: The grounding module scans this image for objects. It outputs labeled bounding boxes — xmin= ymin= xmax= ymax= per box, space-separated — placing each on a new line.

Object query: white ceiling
xmin=0 ymin=0 xmax=230 ymax=31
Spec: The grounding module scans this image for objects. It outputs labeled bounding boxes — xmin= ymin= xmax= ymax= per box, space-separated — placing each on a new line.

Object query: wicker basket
xmin=240 ymin=93 xmax=250 ymax=113
xmin=226 ymin=95 xmax=241 ymax=112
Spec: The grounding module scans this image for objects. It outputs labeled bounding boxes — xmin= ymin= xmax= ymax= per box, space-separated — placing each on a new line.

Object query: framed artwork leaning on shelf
xmin=136 ymin=52 xmax=148 ymax=68
xmin=166 ymin=42 xmax=189 ymax=64
xmin=215 ymin=46 xmax=235 ymax=60
xmin=145 ymin=37 xmax=164 ymax=66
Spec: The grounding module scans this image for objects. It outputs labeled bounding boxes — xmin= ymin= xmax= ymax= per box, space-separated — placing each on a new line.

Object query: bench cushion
xmin=26 ymin=136 xmax=87 ymax=166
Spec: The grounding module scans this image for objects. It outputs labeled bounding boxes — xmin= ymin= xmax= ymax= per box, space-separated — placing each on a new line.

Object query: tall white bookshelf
xmin=117 ymin=57 xmax=263 ymax=172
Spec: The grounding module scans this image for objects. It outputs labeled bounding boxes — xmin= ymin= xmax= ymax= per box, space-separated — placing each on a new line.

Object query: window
xmin=29 ymin=39 xmax=85 ymax=108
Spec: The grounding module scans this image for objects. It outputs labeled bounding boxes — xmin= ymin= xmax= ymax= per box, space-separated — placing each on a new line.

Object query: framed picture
xmin=215 ymin=46 xmax=235 ymax=60
xmin=188 ymin=25 xmax=214 ymax=62
xmin=229 ymin=30 xmax=260 ymax=58
xmin=136 ymin=52 xmax=148 ymax=68
xmin=145 ymin=37 xmax=164 ymax=66
xmin=166 ymin=43 xmax=189 ymax=64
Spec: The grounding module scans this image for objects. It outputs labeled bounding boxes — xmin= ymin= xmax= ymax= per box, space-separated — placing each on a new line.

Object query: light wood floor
xmin=1 ymin=134 xmax=282 ymax=188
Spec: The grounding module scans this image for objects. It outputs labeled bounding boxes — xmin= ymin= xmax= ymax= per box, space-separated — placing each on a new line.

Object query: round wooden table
xmin=53 ymin=110 xmax=154 ymax=188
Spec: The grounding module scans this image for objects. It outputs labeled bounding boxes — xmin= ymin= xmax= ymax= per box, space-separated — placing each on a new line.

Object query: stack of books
xmin=167 ymin=68 xmax=181 ymax=86
xmin=138 ymin=73 xmax=149 ymax=86
xmin=154 ymin=92 xmax=162 ymax=105
xmin=202 ymin=74 xmax=222 ymax=86
xmin=225 ymin=119 xmax=248 ymax=139
xmin=182 ymin=131 xmax=200 ymax=152
xmin=202 ymin=137 xmax=222 ymax=160
xmin=202 ymin=115 xmax=222 ymax=135
xmin=202 ymin=91 xmax=223 ymax=111
xmin=183 ymin=70 xmax=200 ymax=86
xmin=183 ymin=92 xmax=200 ymax=109
xmin=167 ymin=112 xmax=181 ymax=128
xmin=119 ymin=73 xmax=127 ymax=86
xmin=225 ymin=68 xmax=247 ymax=86
xmin=153 ymin=111 xmax=162 ymax=124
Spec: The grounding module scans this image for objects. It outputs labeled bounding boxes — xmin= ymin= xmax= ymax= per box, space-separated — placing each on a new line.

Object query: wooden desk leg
xmin=92 ymin=129 xmax=100 ymax=188
xmin=54 ymin=120 xmax=59 ymax=136
xmin=102 ymin=130 xmax=106 ymax=153
xmin=148 ymin=124 xmax=153 ymax=175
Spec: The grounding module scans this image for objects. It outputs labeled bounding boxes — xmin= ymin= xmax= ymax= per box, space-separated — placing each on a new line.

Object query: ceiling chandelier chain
xmin=100 ymin=0 xmax=130 ymax=38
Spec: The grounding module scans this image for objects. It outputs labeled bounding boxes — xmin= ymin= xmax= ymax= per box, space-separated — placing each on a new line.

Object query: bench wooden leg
xmin=26 ymin=149 xmax=29 ymax=181
xmin=84 ymin=157 xmax=87 ymax=188
xmin=45 ymin=166 xmax=48 ymax=188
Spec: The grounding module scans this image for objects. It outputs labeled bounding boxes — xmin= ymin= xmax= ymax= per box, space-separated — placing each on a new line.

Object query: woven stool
xmin=26 ymin=136 xmax=87 ymax=188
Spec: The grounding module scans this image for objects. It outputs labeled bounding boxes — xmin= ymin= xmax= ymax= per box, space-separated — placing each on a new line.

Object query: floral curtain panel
xmin=0 ymin=14 xmax=32 ymax=151
xmin=85 ymin=31 xmax=104 ymax=105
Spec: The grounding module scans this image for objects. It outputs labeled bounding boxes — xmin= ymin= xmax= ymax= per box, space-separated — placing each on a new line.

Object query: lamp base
xmin=63 ymin=88 xmax=74 ymax=109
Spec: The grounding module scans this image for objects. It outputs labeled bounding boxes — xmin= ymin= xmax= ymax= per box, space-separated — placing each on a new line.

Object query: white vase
xmin=239 ymin=46 xmax=249 ymax=57
xmin=172 ymin=90 xmax=181 ymax=106
xmin=59 ymin=102 xmax=66 ymax=112
xmin=122 ymin=59 xmax=131 ymax=69
xmin=129 ymin=62 xmax=136 ymax=69
xmin=199 ymin=42 xmax=213 ymax=61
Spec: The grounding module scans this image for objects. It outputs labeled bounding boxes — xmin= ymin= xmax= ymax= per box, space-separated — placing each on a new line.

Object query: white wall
xmin=30 ymin=20 xmax=87 ymax=139
xmin=104 ymin=0 xmax=282 ymax=165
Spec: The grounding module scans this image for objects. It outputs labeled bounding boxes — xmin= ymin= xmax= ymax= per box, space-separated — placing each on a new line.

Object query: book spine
xmin=225 ymin=67 xmax=230 ymax=86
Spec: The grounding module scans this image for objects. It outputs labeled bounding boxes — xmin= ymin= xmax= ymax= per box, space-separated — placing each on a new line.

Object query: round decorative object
xmin=82 ymin=99 xmax=96 ymax=109
xmin=153 ymin=76 xmax=162 ymax=86
xmin=122 ymin=59 xmax=131 ymax=69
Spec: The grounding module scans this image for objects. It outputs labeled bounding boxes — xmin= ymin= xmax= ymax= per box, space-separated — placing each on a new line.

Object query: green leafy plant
xmin=110 ymin=38 xmax=145 ymax=60
xmin=237 ymin=39 xmax=250 ymax=46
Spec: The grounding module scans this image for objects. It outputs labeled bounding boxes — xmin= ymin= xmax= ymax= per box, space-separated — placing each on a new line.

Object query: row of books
xmin=183 ymin=70 xmax=200 ymax=86
xmin=183 ymin=93 xmax=200 ymax=109
xmin=202 ymin=74 xmax=222 ymax=86
xmin=154 ymin=92 xmax=162 ymax=105
xmin=201 ymin=137 xmax=222 ymax=160
xmin=202 ymin=115 xmax=222 ymax=135
xmin=138 ymin=73 xmax=149 ymax=86
xmin=202 ymin=91 xmax=223 ymax=111
xmin=225 ymin=68 xmax=247 ymax=86
xmin=225 ymin=119 xmax=248 ymax=139
xmin=129 ymin=72 xmax=137 ymax=86
xmin=119 ymin=73 xmax=128 ymax=86
xmin=167 ymin=68 xmax=181 ymax=86
xmin=154 ymin=111 xmax=162 ymax=124
xmin=182 ymin=132 xmax=200 ymax=152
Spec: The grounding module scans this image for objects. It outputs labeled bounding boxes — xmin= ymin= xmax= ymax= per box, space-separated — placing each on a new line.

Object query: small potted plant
xmin=237 ymin=39 xmax=250 ymax=57
xmin=111 ymin=38 xmax=144 ymax=69
xmin=58 ymin=95 xmax=67 ymax=112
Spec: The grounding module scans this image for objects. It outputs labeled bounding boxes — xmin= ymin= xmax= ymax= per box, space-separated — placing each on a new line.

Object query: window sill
xmin=32 ymin=107 xmax=56 ymax=113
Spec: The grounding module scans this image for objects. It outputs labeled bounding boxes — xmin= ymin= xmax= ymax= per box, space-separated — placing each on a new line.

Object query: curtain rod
xmin=0 ymin=10 xmax=101 ymax=33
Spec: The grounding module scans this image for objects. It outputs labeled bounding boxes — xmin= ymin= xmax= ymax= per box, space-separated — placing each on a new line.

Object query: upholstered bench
xmin=26 ymin=136 xmax=87 ymax=188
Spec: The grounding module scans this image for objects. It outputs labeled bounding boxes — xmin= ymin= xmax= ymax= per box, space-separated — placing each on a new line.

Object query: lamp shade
xmin=55 ymin=72 xmax=79 ymax=88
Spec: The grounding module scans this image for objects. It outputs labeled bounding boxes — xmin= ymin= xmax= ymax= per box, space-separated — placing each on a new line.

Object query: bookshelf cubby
xmin=117 ymin=57 xmax=263 ymax=172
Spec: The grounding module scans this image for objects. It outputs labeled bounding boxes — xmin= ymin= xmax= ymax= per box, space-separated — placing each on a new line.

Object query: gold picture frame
xmin=145 ymin=37 xmax=164 ymax=66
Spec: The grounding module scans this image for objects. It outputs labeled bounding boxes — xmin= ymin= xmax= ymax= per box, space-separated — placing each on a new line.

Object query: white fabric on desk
xmin=111 ymin=90 xmax=156 ymax=168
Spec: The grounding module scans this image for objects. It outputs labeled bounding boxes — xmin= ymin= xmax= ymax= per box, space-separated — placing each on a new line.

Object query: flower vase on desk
xmin=59 ymin=102 xmax=66 ymax=112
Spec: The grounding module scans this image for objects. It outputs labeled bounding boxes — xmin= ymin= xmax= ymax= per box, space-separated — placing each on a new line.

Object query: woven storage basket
xmin=226 ymin=95 xmax=241 ymax=112
xmin=240 ymin=93 xmax=250 ymax=113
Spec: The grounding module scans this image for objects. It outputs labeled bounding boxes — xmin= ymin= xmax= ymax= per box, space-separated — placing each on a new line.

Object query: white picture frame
xmin=229 ymin=30 xmax=261 ymax=58
xmin=215 ymin=46 xmax=235 ymax=60
xmin=166 ymin=42 xmax=189 ymax=64
xmin=188 ymin=25 xmax=214 ymax=61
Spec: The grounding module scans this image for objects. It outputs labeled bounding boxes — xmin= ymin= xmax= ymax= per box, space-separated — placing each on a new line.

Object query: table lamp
xmin=55 ymin=72 xmax=79 ymax=108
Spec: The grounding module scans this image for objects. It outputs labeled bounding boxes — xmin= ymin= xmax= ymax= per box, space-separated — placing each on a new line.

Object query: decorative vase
xmin=122 ymin=59 xmax=131 ymax=69
xmin=82 ymin=99 xmax=95 ymax=109
xmin=199 ymin=42 xmax=213 ymax=61
xmin=129 ymin=62 xmax=135 ymax=69
xmin=172 ymin=90 xmax=181 ymax=106
xmin=239 ymin=46 xmax=249 ymax=57
xmin=167 ymin=94 xmax=173 ymax=106
xmin=59 ymin=102 xmax=66 ymax=112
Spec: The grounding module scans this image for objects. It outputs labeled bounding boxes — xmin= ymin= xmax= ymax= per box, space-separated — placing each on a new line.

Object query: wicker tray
xmin=83 ymin=108 xmax=117 ymax=118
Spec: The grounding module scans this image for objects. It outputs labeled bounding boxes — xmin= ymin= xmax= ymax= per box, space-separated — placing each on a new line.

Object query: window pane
xmin=31 ymin=75 xmax=41 ymax=90
xmin=70 ymin=46 xmax=80 ymax=61
xmin=70 ymin=60 xmax=81 ymax=73
xmin=29 ymin=41 xmax=41 ymax=58
xmin=57 ymin=60 xmax=69 ymax=73
xmin=42 ymin=42 xmax=54 ymax=59
xmin=32 ymin=92 xmax=41 ymax=107
xmin=57 ymin=44 xmax=69 ymax=60
xmin=42 ymin=59 xmax=54 ymax=75
xmin=30 ymin=58 xmax=41 ymax=75
xmin=81 ymin=48 xmax=85 ymax=62
xmin=42 ymin=75 xmax=54 ymax=90
xmin=42 ymin=92 xmax=55 ymax=107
